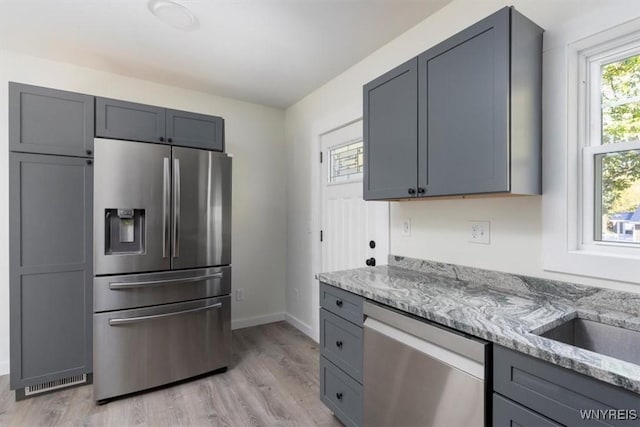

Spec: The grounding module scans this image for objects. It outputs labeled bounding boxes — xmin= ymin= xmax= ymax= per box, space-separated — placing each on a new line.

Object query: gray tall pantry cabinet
xmin=364 ymin=6 xmax=543 ymax=200
xmin=9 ymin=83 xmax=94 ymax=398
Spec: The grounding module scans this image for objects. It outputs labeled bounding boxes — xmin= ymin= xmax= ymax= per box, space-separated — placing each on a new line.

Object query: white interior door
xmin=320 ymin=120 xmax=389 ymax=273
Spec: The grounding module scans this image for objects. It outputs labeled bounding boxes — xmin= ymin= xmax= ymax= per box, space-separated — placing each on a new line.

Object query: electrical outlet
xmin=235 ymin=288 xmax=245 ymax=301
xmin=402 ymin=218 xmax=411 ymax=237
xmin=469 ymin=221 xmax=490 ymax=244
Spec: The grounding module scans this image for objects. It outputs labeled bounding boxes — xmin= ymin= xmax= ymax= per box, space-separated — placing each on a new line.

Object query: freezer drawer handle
xmin=109 ymin=272 xmax=224 ymax=290
xmin=108 ymin=302 xmax=223 ymax=326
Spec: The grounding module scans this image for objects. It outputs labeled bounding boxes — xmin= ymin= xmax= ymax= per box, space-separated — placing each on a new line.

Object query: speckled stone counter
xmin=317 ymin=255 xmax=640 ymax=394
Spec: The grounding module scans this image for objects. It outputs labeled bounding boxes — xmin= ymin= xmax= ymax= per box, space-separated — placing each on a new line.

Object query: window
xmin=542 ymin=16 xmax=640 ymax=285
xmin=328 ymin=140 xmax=363 ymax=183
xmin=580 ymin=40 xmax=640 ymax=253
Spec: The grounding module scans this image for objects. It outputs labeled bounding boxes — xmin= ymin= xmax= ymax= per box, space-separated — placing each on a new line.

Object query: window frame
xmin=578 ymin=36 xmax=640 ymax=255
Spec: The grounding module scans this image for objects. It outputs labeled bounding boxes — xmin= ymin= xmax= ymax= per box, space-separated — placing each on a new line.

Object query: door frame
xmin=308 ymin=103 xmax=390 ymax=342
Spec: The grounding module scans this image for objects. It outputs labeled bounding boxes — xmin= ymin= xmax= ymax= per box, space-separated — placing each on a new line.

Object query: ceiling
xmin=0 ymin=0 xmax=453 ymax=107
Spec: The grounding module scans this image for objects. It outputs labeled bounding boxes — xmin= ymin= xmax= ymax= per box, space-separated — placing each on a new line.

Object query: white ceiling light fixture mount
xmin=148 ymin=0 xmax=198 ymax=31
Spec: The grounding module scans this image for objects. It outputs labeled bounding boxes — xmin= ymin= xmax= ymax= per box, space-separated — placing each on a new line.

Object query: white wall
xmin=0 ymin=50 xmax=288 ymax=375
xmin=285 ymin=0 xmax=640 ymax=341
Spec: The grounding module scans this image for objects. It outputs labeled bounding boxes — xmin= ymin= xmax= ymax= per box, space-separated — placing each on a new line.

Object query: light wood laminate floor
xmin=0 ymin=321 xmax=341 ymax=426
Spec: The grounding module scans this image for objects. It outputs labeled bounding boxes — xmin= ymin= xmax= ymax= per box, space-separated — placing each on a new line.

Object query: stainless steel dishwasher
xmin=363 ymin=302 xmax=489 ymax=427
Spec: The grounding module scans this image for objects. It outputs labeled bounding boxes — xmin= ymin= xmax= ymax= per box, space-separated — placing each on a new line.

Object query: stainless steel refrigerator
xmin=92 ymin=138 xmax=232 ymax=402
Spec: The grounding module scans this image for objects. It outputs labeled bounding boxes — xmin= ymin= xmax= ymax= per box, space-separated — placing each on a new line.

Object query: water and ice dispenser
xmin=104 ymin=209 xmax=145 ymax=254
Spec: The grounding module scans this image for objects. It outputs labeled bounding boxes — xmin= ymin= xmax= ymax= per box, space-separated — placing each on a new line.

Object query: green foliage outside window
xmin=600 ymin=55 xmax=640 ymax=218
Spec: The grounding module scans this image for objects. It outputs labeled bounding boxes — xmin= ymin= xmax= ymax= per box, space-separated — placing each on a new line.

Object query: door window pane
xmin=329 ymin=141 xmax=363 ymax=183
xmin=596 ymin=149 xmax=640 ymax=243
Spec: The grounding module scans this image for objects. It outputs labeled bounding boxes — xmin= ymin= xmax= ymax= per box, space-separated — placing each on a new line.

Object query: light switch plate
xmin=402 ymin=218 xmax=411 ymax=237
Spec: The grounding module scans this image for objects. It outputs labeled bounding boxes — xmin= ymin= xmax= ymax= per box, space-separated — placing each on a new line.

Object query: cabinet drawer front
xmin=494 ymin=394 xmax=561 ymax=427
xmin=320 ymin=309 xmax=363 ymax=382
xmin=94 ymin=296 xmax=231 ymax=401
xmin=96 ymin=97 xmax=165 ymax=144
xmin=320 ymin=357 xmax=362 ymax=427
xmin=9 ymin=83 xmax=94 ymax=157
xmin=494 ymin=346 xmax=640 ymax=426
xmin=320 ymin=283 xmax=363 ymax=326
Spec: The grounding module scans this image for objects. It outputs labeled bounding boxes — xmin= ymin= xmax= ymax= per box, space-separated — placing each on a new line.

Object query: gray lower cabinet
xmin=320 ymin=357 xmax=363 ymax=427
xmin=493 ymin=393 xmax=561 ymax=427
xmin=9 ymin=153 xmax=93 ymax=395
xmin=320 ymin=309 xmax=363 ymax=383
xmin=363 ymin=6 xmax=542 ymax=200
xmin=9 ymin=82 xmax=94 ymax=157
xmin=96 ymin=98 xmax=225 ymax=151
xmin=319 ymin=283 xmax=363 ymax=427
xmin=494 ymin=346 xmax=640 ymax=426
xmin=95 ymin=97 xmax=166 ymax=144
xmin=363 ymin=58 xmax=418 ymax=200
xmin=166 ymin=109 xmax=224 ymax=151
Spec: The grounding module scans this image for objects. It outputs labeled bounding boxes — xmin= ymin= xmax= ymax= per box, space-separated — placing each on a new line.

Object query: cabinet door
xmin=418 ymin=7 xmax=510 ymax=196
xmin=166 ymin=109 xmax=224 ymax=151
xmin=9 ymin=153 xmax=93 ymax=390
xmin=494 ymin=394 xmax=562 ymax=427
xmin=363 ymin=58 xmax=418 ymax=200
xmin=9 ymin=83 xmax=94 ymax=157
xmin=96 ymin=97 xmax=166 ymax=144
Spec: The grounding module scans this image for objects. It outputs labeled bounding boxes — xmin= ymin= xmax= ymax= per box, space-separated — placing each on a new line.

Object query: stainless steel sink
xmin=539 ymin=318 xmax=640 ymax=365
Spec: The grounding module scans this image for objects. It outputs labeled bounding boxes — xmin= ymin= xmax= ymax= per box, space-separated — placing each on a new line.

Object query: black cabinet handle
xmin=86 ymin=149 xmax=92 ymax=155
xmin=159 ymin=136 xmax=164 ymax=142
xmin=366 ymin=257 xmax=376 ymax=267
xmin=86 ymin=160 xmax=93 ymax=165
xmin=335 ymin=300 xmax=343 ymax=308
xmin=369 ymin=240 xmax=376 ymax=249
xmin=336 ymin=392 xmax=343 ymax=401
xmin=336 ymin=340 xmax=343 ymax=349
xmin=418 ymin=187 xmax=426 ymax=194
xmin=408 ymin=188 xmax=416 ymax=195
xmin=168 ymin=137 xmax=173 ymax=143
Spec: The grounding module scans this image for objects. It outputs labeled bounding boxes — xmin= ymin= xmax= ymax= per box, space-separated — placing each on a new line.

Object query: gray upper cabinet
xmin=363 ymin=6 xmax=542 ymax=201
xmin=95 ymin=97 xmax=166 ymax=144
xmin=9 ymin=83 xmax=94 ymax=157
xmin=9 ymin=153 xmax=93 ymax=390
xmin=363 ymin=58 xmax=418 ymax=200
xmin=419 ymin=6 xmax=542 ymax=197
xmin=96 ymin=98 xmax=225 ymax=151
xmin=418 ymin=8 xmax=510 ymax=196
xmin=166 ymin=109 xmax=224 ymax=151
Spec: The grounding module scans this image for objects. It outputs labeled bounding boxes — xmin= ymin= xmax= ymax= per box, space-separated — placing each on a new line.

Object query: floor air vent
xmin=25 ymin=374 xmax=87 ymax=396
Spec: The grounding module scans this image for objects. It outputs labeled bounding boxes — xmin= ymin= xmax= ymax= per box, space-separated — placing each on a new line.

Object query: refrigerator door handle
xmin=163 ymin=157 xmax=171 ymax=259
xmin=173 ymin=157 xmax=181 ymax=258
xmin=108 ymin=302 xmax=222 ymax=326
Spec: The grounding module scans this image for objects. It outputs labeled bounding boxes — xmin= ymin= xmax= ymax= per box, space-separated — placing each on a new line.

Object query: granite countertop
xmin=317 ymin=255 xmax=640 ymax=394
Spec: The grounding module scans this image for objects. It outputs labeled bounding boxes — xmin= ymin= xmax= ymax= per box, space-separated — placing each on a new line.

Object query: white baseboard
xmin=285 ymin=313 xmax=317 ymax=342
xmin=0 ymin=360 xmax=9 ymax=376
xmin=231 ymin=312 xmax=286 ymax=330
